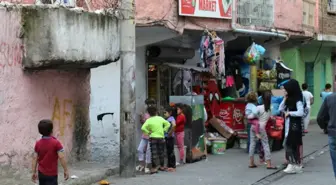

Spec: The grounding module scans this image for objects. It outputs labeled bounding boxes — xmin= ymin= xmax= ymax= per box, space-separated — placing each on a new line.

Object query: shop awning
xmin=164 ymin=63 xmax=210 ymax=72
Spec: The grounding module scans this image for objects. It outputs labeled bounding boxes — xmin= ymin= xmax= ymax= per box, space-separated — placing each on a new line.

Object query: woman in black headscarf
xmin=279 ymin=79 xmax=304 ymax=174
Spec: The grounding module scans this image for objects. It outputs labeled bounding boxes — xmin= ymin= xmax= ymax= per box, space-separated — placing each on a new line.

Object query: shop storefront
xmin=143 ymin=29 xmax=294 ymax=161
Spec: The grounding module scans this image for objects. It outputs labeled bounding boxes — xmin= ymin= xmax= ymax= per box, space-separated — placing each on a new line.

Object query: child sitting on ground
xmin=141 ymin=106 xmax=171 ymax=174
xmin=245 ymin=92 xmax=261 ymax=139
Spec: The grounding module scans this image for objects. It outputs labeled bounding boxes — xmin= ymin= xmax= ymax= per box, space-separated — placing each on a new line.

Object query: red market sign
xmin=179 ymin=0 xmax=232 ymax=19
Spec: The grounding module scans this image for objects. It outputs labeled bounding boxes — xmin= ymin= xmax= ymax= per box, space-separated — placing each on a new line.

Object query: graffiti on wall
xmin=51 ymin=97 xmax=88 ymax=136
xmin=0 ymin=42 xmax=23 ymax=71
xmin=51 ymin=97 xmax=74 ymax=136
xmin=237 ymin=0 xmax=274 ymax=27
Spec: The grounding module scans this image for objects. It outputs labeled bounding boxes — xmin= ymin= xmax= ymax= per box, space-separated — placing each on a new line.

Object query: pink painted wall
xmin=2 ymin=0 xmax=35 ymax=4
xmin=0 ymin=9 xmax=90 ymax=168
xmin=135 ymin=0 xmax=231 ymax=32
xmin=274 ymin=0 xmax=303 ymax=32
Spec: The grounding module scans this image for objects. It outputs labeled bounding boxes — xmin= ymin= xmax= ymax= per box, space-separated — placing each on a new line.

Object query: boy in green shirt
xmin=141 ymin=106 xmax=170 ymax=174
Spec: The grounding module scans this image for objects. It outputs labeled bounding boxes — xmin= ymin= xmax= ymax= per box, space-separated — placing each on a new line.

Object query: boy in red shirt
xmin=31 ymin=119 xmax=69 ymax=185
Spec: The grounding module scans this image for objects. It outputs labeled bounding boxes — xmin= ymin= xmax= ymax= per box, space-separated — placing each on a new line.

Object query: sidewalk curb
xmin=63 ymin=167 xmax=119 ymax=185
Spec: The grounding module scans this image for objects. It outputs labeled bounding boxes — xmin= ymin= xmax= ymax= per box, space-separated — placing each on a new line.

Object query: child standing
xmin=141 ymin=106 xmax=171 ymax=174
xmin=175 ymin=104 xmax=186 ymax=165
xmin=245 ymin=92 xmax=261 ymax=139
xmin=31 ymin=119 xmax=69 ymax=185
xmin=163 ymin=106 xmax=177 ymax=172
xmin=136 ymin=98 xmax=156 ymax=174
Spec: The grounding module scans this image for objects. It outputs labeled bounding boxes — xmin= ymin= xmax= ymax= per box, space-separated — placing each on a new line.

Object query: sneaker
xmin=295 ymin=165 xmax=303 ymax=173
xmin=145 ymin=168 xmax=150 ymax=174
xmin=283 ymin=164 xmax=296 ymax=174
xmin=136 ymin=165 xmax=144 ymax=172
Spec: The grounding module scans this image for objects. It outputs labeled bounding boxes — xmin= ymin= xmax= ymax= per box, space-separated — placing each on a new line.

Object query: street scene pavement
xmin=91 ymin=124 xmax=334 ymax=185
xmin=0 ymin=124 xmax=333 ymax=185
xmin=270 ymin=149 xmax=333 ymax=185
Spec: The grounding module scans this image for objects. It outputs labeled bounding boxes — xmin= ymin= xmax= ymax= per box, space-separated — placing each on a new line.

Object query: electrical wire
xmin=313 ymin=1 xmax=327 ymax=67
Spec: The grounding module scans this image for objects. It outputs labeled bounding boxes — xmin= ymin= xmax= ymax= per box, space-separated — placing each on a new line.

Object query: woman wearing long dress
xmin=279 ymin=79 xmax=304 ymax=174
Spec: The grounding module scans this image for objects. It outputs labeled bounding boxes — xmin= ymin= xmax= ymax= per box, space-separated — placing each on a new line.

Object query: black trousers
xmin=166 ymin=137 xmax=176 ymax=168
xmin=150 ymin=138 xmax=165 ymax=169
xmin=39 ymin=171 xmax=58 ymax=185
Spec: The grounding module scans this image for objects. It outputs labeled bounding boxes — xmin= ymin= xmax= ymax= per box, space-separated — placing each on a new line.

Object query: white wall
xmin=89 ymin=62 xmax=121 ymax=165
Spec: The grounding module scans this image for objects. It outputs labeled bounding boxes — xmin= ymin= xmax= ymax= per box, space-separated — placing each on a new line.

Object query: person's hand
xmin=64 ymin=170 xmax=69 ymax=181
xmin=31 ymin=173 xmax=37 ymax=183
xmin=285 ymin=111 xmax=289 ymax=118
xmin=256 ymin=134 xmax=262 ymax=139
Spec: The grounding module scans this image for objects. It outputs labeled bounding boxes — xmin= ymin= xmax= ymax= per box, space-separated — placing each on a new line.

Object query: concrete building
xmin=0 ymin=3 xmax=120 ymax=169
xmin=281 ymin=0 xmax=336 ymax=118
xmin=1 ymin=0 xmax=336 ymax=173
xmin=133 ymin=0 xmax=322 ymax=136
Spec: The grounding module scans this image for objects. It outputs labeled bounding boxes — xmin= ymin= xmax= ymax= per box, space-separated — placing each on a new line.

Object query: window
xmin=328 ymin=0 xmax=336 ymax=13
xmin=303 ymin=0 xmax=315 ymax=27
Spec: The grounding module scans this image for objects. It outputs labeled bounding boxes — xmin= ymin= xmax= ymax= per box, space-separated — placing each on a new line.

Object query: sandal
xmin=249 ymin=165 xmax=257 ymax=168
xmin=267 ymin=166 xmax=278 ymax=170
xmin=150 ymin=170 xmax=158 ymax=174
xmin=167 ymin=168 xmax=176 ymax=172
xmin=159 ymin=167 xmax=167 ymax=171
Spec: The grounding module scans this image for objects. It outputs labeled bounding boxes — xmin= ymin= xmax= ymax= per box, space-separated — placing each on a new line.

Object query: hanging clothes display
xmin=199 ymin=31 xmax=225 ymax=79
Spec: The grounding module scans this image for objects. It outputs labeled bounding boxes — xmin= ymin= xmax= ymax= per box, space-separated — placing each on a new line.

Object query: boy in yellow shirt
xmin=141 ymin=106 xmax=170 ymax=174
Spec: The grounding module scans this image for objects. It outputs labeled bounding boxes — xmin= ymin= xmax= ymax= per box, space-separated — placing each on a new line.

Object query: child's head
xmin=175 ymin=103 xmax=184 ymax=115
xmin=145 ymin=98 xmax=156 ymax=107
xmin=147 ymin=106 xmax=158 ymax=117
xmin=325 ymin=83 xmax=332 ymax=91
xmin=246 ymin=91 xmax=258 ymax=103
xmin=38 ymin=119 xmax=53 ymax=136
xmin=302 ymin=83 xmax=308 ymax=91
xmin=164 ymin=106 xmax=176 ymax=118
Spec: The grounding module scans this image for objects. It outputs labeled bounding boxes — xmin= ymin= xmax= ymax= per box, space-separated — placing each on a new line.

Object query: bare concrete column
xmin=119 ymin=0 xmax=136 ymax=178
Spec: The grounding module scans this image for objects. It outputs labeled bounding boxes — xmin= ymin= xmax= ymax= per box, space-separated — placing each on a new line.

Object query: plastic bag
xmin=244 ymin=42 xmax=266 ymax=64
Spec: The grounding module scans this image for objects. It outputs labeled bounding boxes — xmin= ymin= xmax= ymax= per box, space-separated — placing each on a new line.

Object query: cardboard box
xmin=209 ymin=118 xmax=232 ymax=139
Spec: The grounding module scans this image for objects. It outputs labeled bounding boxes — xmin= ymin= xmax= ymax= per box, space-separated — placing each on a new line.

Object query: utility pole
xmin=119 ymin=0 xmax=136 ymax=178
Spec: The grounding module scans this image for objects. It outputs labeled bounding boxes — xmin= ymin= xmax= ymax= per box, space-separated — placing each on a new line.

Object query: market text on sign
xmin=199 ymin=0 xmax=216 ymax=12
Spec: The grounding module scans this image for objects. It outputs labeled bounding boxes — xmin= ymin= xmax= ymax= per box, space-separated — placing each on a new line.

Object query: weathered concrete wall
xmin=18 ymin=5 xmax=120 ymax=69
xmin=89 ymin=62 xmax=120 ymax=165
xmin=0 ymin=5 xmax=91 ymax=168
xmin=135 ymin=46 xmax=147 ymax=146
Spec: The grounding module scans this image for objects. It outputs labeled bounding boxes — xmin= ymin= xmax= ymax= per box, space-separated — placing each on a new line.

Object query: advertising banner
xmin=179 ymin=0 xmax=232 ymax=19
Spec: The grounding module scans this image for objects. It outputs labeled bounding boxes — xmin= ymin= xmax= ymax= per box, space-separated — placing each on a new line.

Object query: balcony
xmin=1 ymin=4 xmax=120 ymax=70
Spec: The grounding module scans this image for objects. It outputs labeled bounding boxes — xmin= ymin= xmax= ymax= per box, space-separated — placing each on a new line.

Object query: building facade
xmin=0 ymin=3 xmax=121 ymax=168
xmin=134 ymin=0 xmax=327 ymax=125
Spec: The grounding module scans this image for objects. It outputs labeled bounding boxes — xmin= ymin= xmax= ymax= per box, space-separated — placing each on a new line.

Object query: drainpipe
xmin=231 ymin=0 xmax=289 ymax=40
